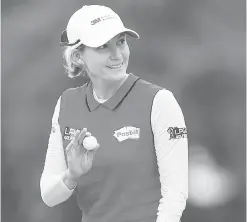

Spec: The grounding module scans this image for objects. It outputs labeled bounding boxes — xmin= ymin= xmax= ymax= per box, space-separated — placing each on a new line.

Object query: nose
xmin=109 ymin=44 xmax=122 ymax=60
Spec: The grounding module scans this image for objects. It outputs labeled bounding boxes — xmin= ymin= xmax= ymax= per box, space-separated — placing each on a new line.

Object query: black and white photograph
xmin=2 ymin=0 xmax=245 ymax=222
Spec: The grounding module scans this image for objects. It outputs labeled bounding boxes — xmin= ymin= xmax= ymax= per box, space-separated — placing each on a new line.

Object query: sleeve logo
xmin=167 ymin=127 xmax=187 ymax=140
xmin=114 ymin=126 xmax=140 ymax=142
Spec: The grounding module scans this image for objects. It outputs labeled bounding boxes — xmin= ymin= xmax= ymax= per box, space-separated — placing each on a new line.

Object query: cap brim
xmin=123 ymin=29 xmax=140 ymax=39
xmin=82 ymin=27 xmax=140 ymax=48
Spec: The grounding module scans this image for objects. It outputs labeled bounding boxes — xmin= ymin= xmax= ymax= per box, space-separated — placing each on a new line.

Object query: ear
xmin=72 ymin=50 xmax=81 ymax=60
xmin=71 ymin=51 xmax=83 ymax=65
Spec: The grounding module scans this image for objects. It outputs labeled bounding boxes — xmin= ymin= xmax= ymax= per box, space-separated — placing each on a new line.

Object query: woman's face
xmin=80 ymin=33 xmax=130 ymax=82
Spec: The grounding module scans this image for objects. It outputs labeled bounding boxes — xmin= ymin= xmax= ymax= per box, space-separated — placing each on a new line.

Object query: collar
xmin=85 ymin=73 xmax=140 ymax=112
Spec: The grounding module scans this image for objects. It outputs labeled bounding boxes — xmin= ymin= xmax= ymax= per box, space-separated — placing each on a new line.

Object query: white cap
xmin=61 ymin=5 xmax=140 ymax=48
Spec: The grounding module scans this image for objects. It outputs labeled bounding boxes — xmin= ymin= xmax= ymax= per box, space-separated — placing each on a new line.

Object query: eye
xmin=117 ymin=38 xmax=126 ymax=45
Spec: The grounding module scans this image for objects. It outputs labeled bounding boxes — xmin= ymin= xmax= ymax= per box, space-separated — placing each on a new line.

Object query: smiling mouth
xmin=106 ymin=62 xmax=124 ymax=69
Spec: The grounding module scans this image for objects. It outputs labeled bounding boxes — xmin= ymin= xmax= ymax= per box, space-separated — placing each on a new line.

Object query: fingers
xmin=77 ymin=130 xmax=93 ymax=154
xmin=77 ymin=128 xmax=88 ymax=145
xmin=86 ymin=143 xmax=100 ymax=159
xmin=85 ymin=132 xmax=92 ymax=137
xmin=66 ymin=128 xmax=87 ymax=154
xmin=66 ymin=128 xmax=99 ymax=158
xmin=80 ymin=143 xmax=100 ymax=165
xmin=66 ymin=130 xmax=81 ymax=154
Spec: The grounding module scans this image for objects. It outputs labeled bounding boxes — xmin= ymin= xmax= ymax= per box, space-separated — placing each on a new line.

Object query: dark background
xmin=2 ymin=0 xmax=245 ymax=221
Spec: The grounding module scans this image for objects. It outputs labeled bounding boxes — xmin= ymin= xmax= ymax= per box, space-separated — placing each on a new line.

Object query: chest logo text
xmin=114 ymin=126 xmax=140 ymax=142
xmin=63 ymin=127 xmax=80 ymax=141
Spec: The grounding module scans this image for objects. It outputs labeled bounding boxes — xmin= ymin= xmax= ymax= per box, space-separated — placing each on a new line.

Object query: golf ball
xmin=83 ymin=136 xmax=98 ymax=150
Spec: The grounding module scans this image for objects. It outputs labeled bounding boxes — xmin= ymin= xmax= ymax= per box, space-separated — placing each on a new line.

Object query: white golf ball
xmin=83 ymin=136 xmax=98 ymax=150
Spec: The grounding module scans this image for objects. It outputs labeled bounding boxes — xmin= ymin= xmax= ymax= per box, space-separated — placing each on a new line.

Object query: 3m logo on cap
xmin=91 ymin=14 xmax=117 ymax=25
xmin=113 ymin=126 xmax=140 ymax=142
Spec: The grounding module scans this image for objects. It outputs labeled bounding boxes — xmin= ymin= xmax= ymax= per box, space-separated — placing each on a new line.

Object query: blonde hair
xmin=62 ymin=44 xmax=88 ymax=78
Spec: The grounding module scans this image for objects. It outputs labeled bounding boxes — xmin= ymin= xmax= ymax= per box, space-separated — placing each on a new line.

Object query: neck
xmin=91 ymin=74 xmax=129 ymax=101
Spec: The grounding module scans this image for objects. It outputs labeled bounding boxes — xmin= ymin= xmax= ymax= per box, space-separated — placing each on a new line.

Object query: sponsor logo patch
xmin=91 ymin=14 xmax=117 ymax=25
xmin=114 ymin=126 xmax=140 ymax=142
xmin=63 ymin=127 xmax=80 ymax=141
xmin=167 ymin=127 xmax=187 ymax=140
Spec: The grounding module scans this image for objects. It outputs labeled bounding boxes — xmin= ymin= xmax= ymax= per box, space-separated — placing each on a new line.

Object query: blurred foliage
xmin=2 ymin=0 xmax=245 ymax=221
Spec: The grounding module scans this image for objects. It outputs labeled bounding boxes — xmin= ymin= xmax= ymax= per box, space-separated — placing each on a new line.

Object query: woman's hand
xmin=65 ymin=128 xmax=99 ymax=182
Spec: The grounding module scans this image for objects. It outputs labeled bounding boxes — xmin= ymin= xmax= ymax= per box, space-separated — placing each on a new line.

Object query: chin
xmin=112 ymin=71 xmax=127 ymax=79
xmin=105 ymin=68 xmax=126 ymax=76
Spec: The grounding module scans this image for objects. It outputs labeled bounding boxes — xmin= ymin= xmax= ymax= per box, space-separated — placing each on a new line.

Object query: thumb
xmin=87 ymin=144 xmax=100 ymax=159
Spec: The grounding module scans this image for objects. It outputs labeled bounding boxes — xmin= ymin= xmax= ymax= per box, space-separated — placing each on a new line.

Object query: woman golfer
xmin=40 ymin=5 xmax=188 ymax=222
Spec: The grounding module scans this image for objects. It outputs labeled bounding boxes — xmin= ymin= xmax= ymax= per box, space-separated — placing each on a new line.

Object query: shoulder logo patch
xmin=114 ymin=126 xmax=140 ymax=142
xmin=167 ymin=127 xmax=187 ymax=140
